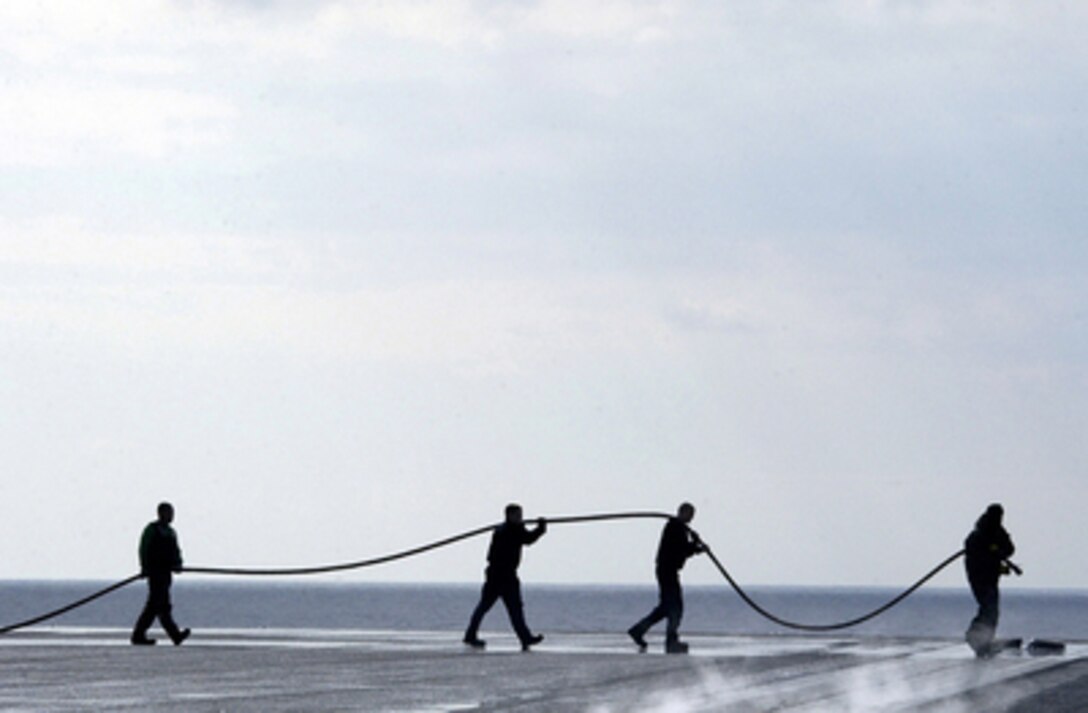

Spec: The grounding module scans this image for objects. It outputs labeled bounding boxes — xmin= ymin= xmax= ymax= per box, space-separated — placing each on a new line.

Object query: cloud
xmin=0 ymin=82 xmax=235 ymax=164
xmin=0 ymin=1 xmax=171 ymax=62
xmin=0 ymin=216 xmax=282 ymax=275
xmin=1 ymin=214 xmax=1077 ymax=390
xmin=0 ymin=0 xmax=1085 ymax=588
xmin=0 ymin=269 xmax=679 ymax=371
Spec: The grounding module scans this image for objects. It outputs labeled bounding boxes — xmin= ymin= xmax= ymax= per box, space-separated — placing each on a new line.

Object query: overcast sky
xmin=1 ymin=1 xmax=1085 ymax=592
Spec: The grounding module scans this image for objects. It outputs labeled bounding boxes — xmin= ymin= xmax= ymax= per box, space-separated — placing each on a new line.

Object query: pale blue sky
xmin=1 ymin=1 xmax=1085 ymax=589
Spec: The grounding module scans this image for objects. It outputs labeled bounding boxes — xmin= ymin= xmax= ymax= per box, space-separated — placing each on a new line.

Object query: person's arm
xmin=1002 ymin=532 xmax=1015 ymax=560
xmin=524 ymin=518 xmax=547 ymax=545
xmin=138 ymin=525 xmax=153 ymax=575
xmin=999 ymin=530 xmax=1017 ymax=574
xmin=171 ymin=530 xmax=184 ymax=572
xmin=687 ymin=528 xmax=706 ymax=556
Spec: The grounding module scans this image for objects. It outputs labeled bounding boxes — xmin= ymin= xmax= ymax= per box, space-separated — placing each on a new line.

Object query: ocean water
xmin=2 ymin=581 xmax=1085 ymax=642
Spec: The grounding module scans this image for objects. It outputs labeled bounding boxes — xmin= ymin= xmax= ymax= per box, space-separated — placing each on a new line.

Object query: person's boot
xmin=966 ymin=621 xmax=995 ymax=658
xmin=521 ymin=633 xmax=544 ymax=652
xmin=130 ymin=635 xmax=156 ymax=646
xmin=627 ymin=626 xmax=648 ymax=652
xmin=172 ymin=628 xmax=191 ymax=646
xmin=463 ymin=635 xmax=486 ymax=649
xmin=665 ymin=639 xmax=689 ymax=654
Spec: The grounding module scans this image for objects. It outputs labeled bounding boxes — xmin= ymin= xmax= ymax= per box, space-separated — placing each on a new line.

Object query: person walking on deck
xmin=964 ymin=503 xmax=1017 ymax=657
xmin=131 ymin=502 xmax=191 ymax=646
xmin=463 ymin=504 xmax=547 ymax=651
xmin=628 ymin=502 xmax=705 ymax=654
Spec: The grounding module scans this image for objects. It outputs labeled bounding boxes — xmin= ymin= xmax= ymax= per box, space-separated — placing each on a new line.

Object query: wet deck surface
xmin=1 ymin=629 xmax=1085 ymax=711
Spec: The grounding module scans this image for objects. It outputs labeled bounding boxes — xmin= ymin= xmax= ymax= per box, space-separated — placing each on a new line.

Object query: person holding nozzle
xmin=463 ymin=503 xmax=547 ymax=651
xmin=628 ymin=501 xmax=706 ymax=654
xmin=131 ymin=502 xmax=191 ymax=646
xmin=964 ymin=503 xmax=1020 ymax=658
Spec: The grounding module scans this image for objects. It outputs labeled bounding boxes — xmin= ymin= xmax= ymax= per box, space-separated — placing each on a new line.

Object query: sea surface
xmin=2 ymin=581 xmax=1085 ymax=642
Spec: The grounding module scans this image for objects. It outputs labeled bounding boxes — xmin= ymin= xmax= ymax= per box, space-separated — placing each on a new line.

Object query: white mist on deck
xmin=590 ymin=650 xmax=1053 ymax=712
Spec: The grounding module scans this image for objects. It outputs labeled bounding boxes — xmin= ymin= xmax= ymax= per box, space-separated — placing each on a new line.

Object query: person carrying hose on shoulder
xmin=628 ymin=501 xmax=706 ymax=654
xmin=463 ymin=503 xmax=547 ymax=651
xmin=964 ymin=503 xmax=1018 ymax=658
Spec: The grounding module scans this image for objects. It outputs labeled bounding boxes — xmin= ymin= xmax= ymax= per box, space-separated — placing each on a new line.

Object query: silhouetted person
xmin=131 ymin=502 xmax=190 ymax=646
xmin=463 ymin=504 xmax=547 ymax=651
xmin=628 ymin=502 xmax=705 ymax=654
xmin=964 ymin=503 xmax=1017 ymax=657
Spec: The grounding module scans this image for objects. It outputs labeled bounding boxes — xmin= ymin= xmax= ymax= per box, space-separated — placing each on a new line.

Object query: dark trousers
xmin=631 ymin=568 xmax=684 ymax=643
xmin=464 ymin=570 xmax=533 ymax=644
xmin=132 ymin=574 xmax=184 ymax=643
xmin=966 ymin=576 xmax=1000 ymax=651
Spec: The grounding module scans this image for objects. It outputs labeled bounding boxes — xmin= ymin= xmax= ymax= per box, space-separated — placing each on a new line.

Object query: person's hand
xmin=537 ymin=517 xmax=548 ymax=532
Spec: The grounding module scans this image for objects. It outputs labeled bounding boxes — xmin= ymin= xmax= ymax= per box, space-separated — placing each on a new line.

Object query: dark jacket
xmin=139 ymin=521 xmax=183 ymax=577
xmin=656 ymin=518 xmax=702 ymax=573
xmin=964 ymin=511 xmax=1014 ymax=586
xmin=486 ymin=520 xmax=545 ymax=576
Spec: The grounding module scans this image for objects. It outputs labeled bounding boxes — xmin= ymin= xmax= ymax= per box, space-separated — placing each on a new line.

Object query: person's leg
xmin=663 ymin=579 xmax=684 ymax=645
xmin=629 ymin=604 xmax=666 ymax=638
xmin=628 ymin=570 xmax=671 ymax=649
xmin=979 ymin=585 xmax=1000 ymax=630
xmin=627 ymin=606 xmax=663 ymax=651
xmin=131 ymin=580 xmax=158 ymax=644
xmin=499 ymin=576 xmax=539 ymax=648
xmin=464 ymin=578 xmax=500 ymax=645
xmin=628 ymin=606 xmax=662 ymax=635
xmin=659 ymin=572 xmax=686 ymax=653
xmin=966 ymin=577 xmax=999 ymax=656
xmin=151 ymin=578 xmax=189 ymax=645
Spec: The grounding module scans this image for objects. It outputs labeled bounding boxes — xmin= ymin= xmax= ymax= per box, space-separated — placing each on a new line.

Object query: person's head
xmin=677 ymin=502 xmax=695 ymax=524
xmin=976 ymin=503 xmax=1003 ymax=530
xmin=157 ymin=502 xmax=175 ymax=524
xmin=504 ymin=503 xmax=523 ymax=524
